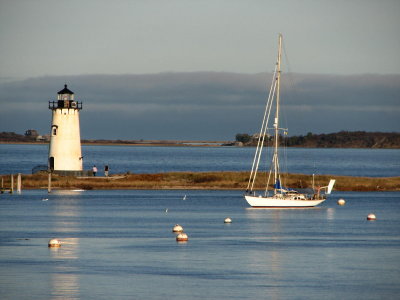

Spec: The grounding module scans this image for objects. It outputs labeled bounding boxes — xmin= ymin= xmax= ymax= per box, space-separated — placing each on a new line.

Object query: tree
xmin=235 ymin=133 xmax=252 ymax=144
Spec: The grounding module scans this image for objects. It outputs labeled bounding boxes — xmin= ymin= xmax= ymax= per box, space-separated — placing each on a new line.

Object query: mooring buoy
xmin=367 ymin=213 xmax=376 ymax=221
xmin=48 ymin=238 xmax=61 ymax=247
xmin=176 ymin=232 xmax=188 ymax=242
xmin=172 ymin=224 xmax=183 ymax=233
xmin=224 ymin=217 xmax=232 ymax=223
xmin=337 ymin=199 xmax=346 ymax=206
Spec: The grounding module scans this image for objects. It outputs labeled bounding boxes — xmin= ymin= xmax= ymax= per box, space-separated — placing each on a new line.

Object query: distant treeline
xmin=235 ymin=131 xmax=400 ymax=148
xmin=2 ymin=131 xmax=400 ymax=148
xmin=0 ymin=131 xmax=39 ymax=142
xmin=0 ymin=132 xmax=178 ymax=145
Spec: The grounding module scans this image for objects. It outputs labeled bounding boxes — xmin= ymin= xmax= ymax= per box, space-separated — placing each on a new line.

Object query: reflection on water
xmin=1 ymin=190 xmax=399 ymax=299
xmin=326 ymin=207 xmax=335 ymax=221
xmin=49 ymin=238 xmax=80 ymax=261
xmin=49 ymin=198 xmax=81 ymax=299
xmin=245 ymin=209 xmax=283 ymax=300
xmin=245 ymin=207 xmax=321 ymax=211
xmin=50 ymin=190 xmax=85 ymax=196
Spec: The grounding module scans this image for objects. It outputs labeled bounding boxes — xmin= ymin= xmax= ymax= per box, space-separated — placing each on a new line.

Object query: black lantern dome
xmin=49 ymin=84 xmax=82 ymax=110
xmin=57 ymin=84 xmax=74 ymax=95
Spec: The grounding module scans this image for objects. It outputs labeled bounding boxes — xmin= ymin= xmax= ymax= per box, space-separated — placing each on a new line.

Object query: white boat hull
xmin=245 ymin=195 xmax=326 ymax=208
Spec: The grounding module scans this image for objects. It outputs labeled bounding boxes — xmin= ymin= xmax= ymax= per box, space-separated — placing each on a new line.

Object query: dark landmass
xmin=235 ymin=131 xmax=400 ymax=148
xmin=1 ymin=131 xmax=400 ymax=148
xmin=0 ymin=131 xmax=40 ymax=143
xmin=80 ymin=139 xmax=226 ymax=147
xmin=286 ymin=131 xmax=400 ymax=148
xmin=0 ymin=132 xmax=226 ymax=146
xmin=1 ymin=171 xmax=399 ymax=192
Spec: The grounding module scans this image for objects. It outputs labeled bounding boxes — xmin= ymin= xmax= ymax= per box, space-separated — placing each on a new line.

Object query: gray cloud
xmin=0 ymin=72 xmax=399 ymax=140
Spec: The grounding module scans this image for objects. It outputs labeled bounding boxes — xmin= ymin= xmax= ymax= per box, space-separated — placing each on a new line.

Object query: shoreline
xmin=0 ymin=141 xmax=229 ymax=147
xmin=1 ymin=171 xmax=399 ymax=192
xmin=1 ymin=141 xmax=400 ymax=149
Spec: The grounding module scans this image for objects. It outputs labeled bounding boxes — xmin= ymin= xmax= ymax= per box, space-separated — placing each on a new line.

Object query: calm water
xmin=0 ymin=144 xmax=399 ymax=177
xmin=0 ymin=190 xmax=399 ymax=299
xmin=1 ymin=144 xmax=399 ymax=298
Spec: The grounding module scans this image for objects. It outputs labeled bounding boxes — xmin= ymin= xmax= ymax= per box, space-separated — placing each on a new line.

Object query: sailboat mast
xmin=244 ymin=34 xmax=335 ymax=207
xmin=273 ymin=34 xmax=283 ymax=192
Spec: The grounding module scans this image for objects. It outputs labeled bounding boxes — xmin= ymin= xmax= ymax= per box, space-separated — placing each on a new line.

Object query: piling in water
xmin=17 ymin=173 xmax=21 ymax=194
xmin=10 ymin=174 xmax=13 ymax=194
xmin=48 ymin=172 xmax=52 ymax=193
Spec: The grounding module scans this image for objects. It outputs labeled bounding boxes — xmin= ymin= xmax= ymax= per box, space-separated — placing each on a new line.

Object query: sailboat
xmin=244 ymin=34 xmax=335 ymax=208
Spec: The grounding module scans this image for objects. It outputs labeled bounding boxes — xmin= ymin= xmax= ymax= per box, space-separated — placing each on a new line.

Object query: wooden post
xmin=1 ymin=176 xmax=3 ymax=193
xmin=48 ymin=172 xmax=52 ymax=193
xmin=17 ymin=173 xmax=22 ymax=194
xmin=10 ymin=174 xmax=14 ymax=193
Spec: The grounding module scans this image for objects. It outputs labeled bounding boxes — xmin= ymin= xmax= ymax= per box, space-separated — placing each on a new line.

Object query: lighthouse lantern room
xmin=48 ymin=85 xmax=83 ymax=175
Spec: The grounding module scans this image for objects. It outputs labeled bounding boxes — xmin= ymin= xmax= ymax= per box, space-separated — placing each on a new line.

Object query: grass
xmin=1 ymin=172 xmax=399 ymax=192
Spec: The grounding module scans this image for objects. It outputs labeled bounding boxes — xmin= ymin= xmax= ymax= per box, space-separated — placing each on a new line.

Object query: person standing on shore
xmin=92 ymin=165 xmax=98 ymax=176
xmin=104 ymin=165 xmax=109 ymax=177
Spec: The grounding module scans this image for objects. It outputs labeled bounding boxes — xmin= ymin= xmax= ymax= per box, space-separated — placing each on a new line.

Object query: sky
xmin=0 ymin=0 xmax=399 ymax=140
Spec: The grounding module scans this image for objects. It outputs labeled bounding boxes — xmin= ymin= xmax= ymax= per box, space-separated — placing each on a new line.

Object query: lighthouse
xmin=48 ymin=85 xmax=83 ymax=175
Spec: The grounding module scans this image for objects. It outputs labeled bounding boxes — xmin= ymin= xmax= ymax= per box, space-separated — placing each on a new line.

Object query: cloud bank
xmin=0 ymin=72 xmax=399 ymax=140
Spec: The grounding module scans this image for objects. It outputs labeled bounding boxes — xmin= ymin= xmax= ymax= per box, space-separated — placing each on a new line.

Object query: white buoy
xmin=176 ymin=232 xmax=188 ymax=242
xmin=48 ymin=238 xmax=61 ymax=247
xmin=172 ymin=224 xmax=183 ymax=232
xmin=224 ymin=217 xmax=232 ymax=223
xmin=337 ymin=199 xmax=346 ymax=206
xmin=367 ymin=213 xmax=376 ymax=221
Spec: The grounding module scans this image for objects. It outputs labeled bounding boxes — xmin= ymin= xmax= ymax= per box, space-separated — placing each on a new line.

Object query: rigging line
xmin=251 ymin=82 xmax=276 ymax=190
xmin=250 ymin=76 xmax=277 ymax=191
xmin=282 ymin=38 xmax=295 ymax=89
xmin=272 ymin=34 xmax=283 ymax=194
xmin=248 ymin=66 xmax=277 ymax=180
xmin=249 ymin=76 xmax=276 ymax=191
xmin=264 ymin=161 xmax=273 ymax=196
xmin=279 ymin=66 xmax=290 ymax=183
xmin=281 ymin=39 xmax=291 ymax=141
xmin=282 ymin=37 xmax=301 ymax=127
xmin=281 ymin=37 xmax=298 ymax=188
xmin=246 ymin=65 xmax=278 ymax=191
xmin=263 ymin=129 xmax=272 ymax=190
xmin=282 ymin=129 xmax=289 ymax=188
xmin=246 ymin=82 xmax=272 ymax=190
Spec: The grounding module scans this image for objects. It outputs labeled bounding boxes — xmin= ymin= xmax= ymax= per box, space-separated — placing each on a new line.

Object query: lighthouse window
xmin=52 ymin=125 xmax=58 ymax=136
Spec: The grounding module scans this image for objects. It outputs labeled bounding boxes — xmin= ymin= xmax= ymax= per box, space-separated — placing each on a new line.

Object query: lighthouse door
xmin=49 ymin=157 xmax=54 ymax=171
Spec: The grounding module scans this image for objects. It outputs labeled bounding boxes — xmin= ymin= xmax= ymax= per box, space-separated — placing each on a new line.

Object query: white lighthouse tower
xmin=48 ymin=84 xmax=83 ymax=175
